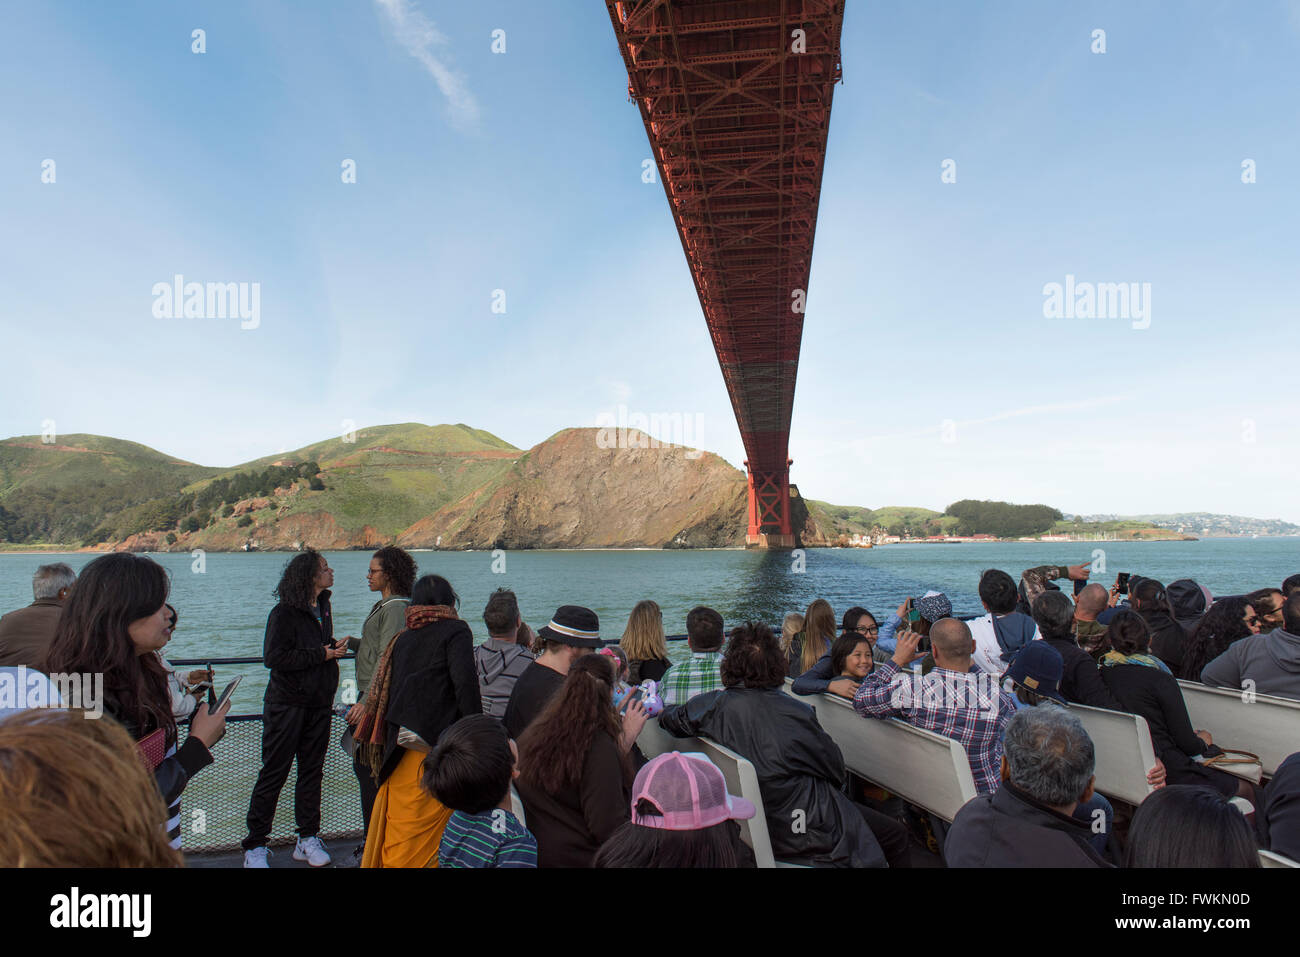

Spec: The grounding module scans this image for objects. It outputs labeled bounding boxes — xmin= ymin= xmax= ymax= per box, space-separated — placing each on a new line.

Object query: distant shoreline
xmin=5 ymin=535 xmax=1300 ymax=557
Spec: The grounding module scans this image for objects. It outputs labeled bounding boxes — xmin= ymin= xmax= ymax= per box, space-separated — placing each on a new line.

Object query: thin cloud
xmin=850 ymin=394 xmax=1132 ymax=446
xmin=374 ymin=0 xmax=479 ymax=128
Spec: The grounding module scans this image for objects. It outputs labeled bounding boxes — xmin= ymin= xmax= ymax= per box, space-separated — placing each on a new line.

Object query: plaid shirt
xmin=659 ymin=651 xmax=724 ymax=706
xmin=852 ymin=660 xmax=1017 ymax=795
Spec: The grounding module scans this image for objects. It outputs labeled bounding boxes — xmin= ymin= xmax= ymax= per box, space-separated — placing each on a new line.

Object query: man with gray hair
xmin=945 ymin=705 xmax=1111 ymax=867
xmin=0 ymin=563 xmax=76 ymax=671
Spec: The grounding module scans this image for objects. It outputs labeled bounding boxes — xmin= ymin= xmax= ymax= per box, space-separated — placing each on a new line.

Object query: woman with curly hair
xmin=619 ymin=599 xmax=671 ymax=684
xmin=1179 ymin=596 xmax=1259 ymax=682
xmin=516 ymin=653 xmax=649 ymax=867
xmin=341 ymin=546 xmax=417 ymax=859
xmin=242 ymin=549 xmax=349 ymax=867
xmin=45 ymin=553 xmax=228 ymax=851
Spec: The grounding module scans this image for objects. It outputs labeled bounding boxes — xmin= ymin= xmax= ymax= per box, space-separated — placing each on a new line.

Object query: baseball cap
xmin=631 ymin=751 xmax=756 ymax=831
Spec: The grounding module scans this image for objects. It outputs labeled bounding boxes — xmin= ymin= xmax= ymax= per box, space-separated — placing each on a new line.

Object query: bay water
xmin=4 ymin=539 xmax=1297 ymax=715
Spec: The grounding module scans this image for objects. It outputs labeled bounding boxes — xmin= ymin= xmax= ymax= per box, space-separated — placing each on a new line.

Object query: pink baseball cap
xmin=631 ymin=752 xmax=756 ymax=830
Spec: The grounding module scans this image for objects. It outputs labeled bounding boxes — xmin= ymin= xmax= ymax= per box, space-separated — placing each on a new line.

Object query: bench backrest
xmin=637 ymin=717 xmax=777 ymax=867
xmin=1260 ymin=848 xmax=1300 ymax=868
xmin=1067 ymin=704 xmax=1158 ymax=804
xmin=782 ymin=680 xmax=978 ymax=822
xmin=1178 ymin=680 xmax=1300 ymax=777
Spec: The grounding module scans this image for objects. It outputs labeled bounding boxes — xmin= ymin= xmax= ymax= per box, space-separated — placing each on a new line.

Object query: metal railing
xmin=167 ymin=634 xmax=708 ymax=853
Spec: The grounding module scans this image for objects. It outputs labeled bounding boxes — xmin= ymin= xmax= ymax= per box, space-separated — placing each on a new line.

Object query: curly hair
xmin=274 ymin=549 xmax=323 ymax=610
xmin=1180 ymin=596 xmax=1256 ymax=681
xmin=372 ymin=546 xmax=416 ymax=597
xmin=720 ymin=622 xmax=786 ymax=689
xmin=517 ymin=654 xmax=631 ymax=796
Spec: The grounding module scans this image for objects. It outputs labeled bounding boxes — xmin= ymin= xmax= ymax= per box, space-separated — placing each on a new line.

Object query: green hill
xmin=0 ymin=435 xmax=221 ymax=544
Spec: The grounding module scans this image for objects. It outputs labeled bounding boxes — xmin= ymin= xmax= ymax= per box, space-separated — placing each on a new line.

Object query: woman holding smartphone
xmin=45 ymin=554 xmax=229 ymax=851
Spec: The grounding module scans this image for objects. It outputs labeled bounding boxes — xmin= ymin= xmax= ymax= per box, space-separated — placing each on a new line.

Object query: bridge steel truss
xmin=606 ymin=0 xmax=844 ymax=546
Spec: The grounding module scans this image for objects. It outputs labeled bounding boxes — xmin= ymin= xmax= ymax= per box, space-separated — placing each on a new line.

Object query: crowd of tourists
xmin=1 ymin=550 xmax=1298 ymax=869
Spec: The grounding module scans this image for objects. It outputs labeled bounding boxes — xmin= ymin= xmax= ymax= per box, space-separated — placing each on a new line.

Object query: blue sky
xmin=2 ymin=1 xmax=1298 ymax=522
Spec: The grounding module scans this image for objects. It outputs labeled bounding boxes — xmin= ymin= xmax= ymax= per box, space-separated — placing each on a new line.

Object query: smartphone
xmin=1115 ymin=572 xmax=1131 ymax=593
xmin=906 ymin=598 xmax=922 ymax=624
xmin=916 ymin=633 xmax=931 ymax=654
xmin=205 ymin=662 xmax=216 ymax=709
xmin=208 ymin=675 xmax=243 ymax=715
xmin=621 ymin=687 xmax=644 ymax=713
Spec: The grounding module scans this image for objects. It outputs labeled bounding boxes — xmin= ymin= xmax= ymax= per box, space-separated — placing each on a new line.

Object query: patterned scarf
xmin=1101 ymin=649 xmax=1172 ymax=674
xmin=353 ymin=604 xmax=459 ymax=778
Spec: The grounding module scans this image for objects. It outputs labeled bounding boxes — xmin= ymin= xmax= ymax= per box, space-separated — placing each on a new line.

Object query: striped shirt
xmin=438 ymin=809 xmax=537 ymax=868
xmin=164 ymin=740 xmax=182 ymax=848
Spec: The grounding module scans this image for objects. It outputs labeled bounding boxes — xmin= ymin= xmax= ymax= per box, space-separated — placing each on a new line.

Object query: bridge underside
xmin=607 ymin=0 xmax=844 ymax=546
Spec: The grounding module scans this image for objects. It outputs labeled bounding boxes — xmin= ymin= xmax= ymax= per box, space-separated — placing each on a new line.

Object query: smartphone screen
xmin=209 ymin=676 xmax=243 ymax=714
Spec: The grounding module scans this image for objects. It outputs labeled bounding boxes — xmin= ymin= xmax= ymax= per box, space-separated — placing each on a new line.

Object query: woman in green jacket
xmin=342 ymin=546 xmax=416 ymax=865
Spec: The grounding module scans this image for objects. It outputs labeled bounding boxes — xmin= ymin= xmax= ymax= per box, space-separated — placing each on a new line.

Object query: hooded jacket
xmin=969 ymin=612 xmax=1039 ymax=678
xmin=1143 ymin=608 xmax=1189 ymax=675
xmin=1200 ymin=628 xmax=1300 ymax=701
xmin=658 ymin=685 xmax=887 ymax=868
xmin=474 ymin=637 xmax=536 ymax=717
xmin=945 ymin=780 xmax=1112 ymax=868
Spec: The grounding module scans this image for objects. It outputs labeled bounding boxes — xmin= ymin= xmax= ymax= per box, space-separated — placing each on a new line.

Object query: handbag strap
xmin=1203 ymin=748 xmax=1262 ymax=767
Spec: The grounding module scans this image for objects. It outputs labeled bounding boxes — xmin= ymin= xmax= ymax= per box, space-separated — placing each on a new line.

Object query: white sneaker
xmin=243 ymin=847 xmax=271 ymax=868
xmin=293 ymin=835 xmax=331 ymax=867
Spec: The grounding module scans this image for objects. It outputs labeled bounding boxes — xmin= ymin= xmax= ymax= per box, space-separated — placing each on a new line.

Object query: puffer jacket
xmin=658 ymin=685 xmax=887 ymax=867
xmin=263 ymin=591 xmax=339 ymax=709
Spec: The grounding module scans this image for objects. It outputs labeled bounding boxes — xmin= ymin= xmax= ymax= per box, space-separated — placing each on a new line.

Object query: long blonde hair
xmin=781 ymin=613 xmax=805 ymax=651
xmin=800 ymin=599 xmax=837 ymax=675
xmin=620 ymin=599 xmax=668 ymax=664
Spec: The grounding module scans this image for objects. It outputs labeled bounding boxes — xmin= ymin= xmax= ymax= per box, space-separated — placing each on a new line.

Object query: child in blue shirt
xmin=424 ymin=714 xmax=537 ymax=868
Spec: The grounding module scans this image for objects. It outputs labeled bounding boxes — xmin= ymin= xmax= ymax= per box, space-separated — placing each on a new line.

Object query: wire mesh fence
xmin=177 ymin=712 xmax=364 ymax=854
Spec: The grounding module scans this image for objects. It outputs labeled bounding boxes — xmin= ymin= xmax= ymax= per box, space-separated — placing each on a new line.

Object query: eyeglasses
xmin=856 ymin=625 xmax=880 ymax=636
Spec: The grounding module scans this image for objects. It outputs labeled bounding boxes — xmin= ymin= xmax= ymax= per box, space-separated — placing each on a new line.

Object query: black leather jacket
xmin=658 ymin=685 xmax=886 ymax=867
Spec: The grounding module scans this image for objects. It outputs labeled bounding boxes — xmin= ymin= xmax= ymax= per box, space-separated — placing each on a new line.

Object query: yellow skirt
xmin=361 ymin=747 xmax=452 ymax=868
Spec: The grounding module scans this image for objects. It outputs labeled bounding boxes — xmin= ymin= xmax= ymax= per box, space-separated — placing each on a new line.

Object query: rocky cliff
xmin=397 ymin=429 xmax=749 ymax=549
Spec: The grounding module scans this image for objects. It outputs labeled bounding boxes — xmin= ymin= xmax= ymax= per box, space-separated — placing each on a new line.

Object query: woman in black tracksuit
xmin=241 ymin=549 xmax=349 ymax=866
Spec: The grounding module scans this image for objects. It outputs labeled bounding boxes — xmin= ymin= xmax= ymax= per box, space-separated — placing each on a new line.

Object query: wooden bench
xmin=637 ymin=717 xmax=788 ymax=867
xmin=1178 ymin=680 xmax=1300 ymax=777
xmin=1067 ymin=704 xmax=1158 ymax=804
xmin=782 ymin=680 xmax=978 ymax=822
